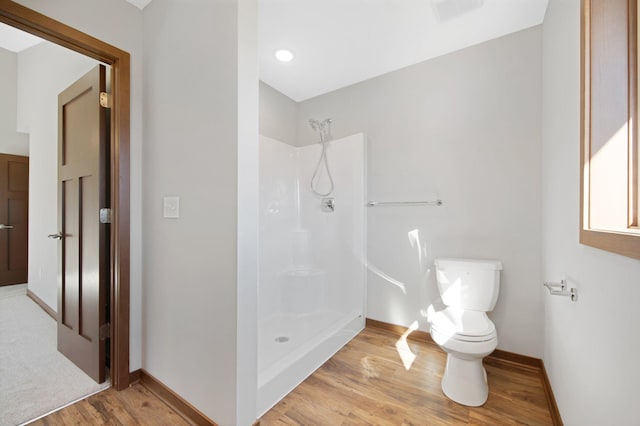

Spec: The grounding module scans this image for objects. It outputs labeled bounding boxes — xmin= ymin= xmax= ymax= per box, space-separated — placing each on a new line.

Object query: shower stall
xmin=257 ymin=129 xmax=366 ymax=416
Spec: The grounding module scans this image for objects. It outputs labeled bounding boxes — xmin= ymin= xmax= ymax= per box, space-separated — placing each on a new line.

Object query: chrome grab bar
xmin=0 ymin=224 xmax=14 ymax=230
xmin=367 ymin=200 xmax=443 ymax=207
xmin=544 ymin=280 xmax=578 ymax=302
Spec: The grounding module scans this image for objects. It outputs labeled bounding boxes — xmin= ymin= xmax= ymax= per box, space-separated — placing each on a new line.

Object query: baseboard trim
xmin=365 ymin=318 xmax=562 ymax=425
xmin=365 ymin=318 xmax=435 ymax=344
xmin=490 ymin=348 xmax=542 ymax=370
xmin=137 ymin=369 xmax=218 ymax=426
xmin=27 ymin=289 xmax=57 ymax=320
xmin=129 ymin=369 xmax=260 ymax=426
xmin=129 ymin=369 xmax=142 ymax=384
xmin=540 ymin=362 xmax=564 ymax=426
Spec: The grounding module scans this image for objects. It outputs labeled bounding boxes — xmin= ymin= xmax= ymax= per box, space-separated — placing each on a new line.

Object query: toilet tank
xmin=434 ymin=258 xmax=503 ymax=311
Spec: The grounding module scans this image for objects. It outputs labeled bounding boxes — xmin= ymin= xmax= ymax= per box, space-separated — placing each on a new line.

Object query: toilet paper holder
xmin=543 ymin=280 xmax=578 ymax=302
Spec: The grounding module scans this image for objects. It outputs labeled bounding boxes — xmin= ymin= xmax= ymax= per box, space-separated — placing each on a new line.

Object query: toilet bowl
xmin=429 ymin=258 xmax=502 ymax=407
xmin=430 ymin=307 xmax=498 ymax=406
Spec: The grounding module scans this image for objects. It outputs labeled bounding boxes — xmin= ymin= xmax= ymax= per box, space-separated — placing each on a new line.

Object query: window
xmin=581 ymin=0 xmax=640 ymax=260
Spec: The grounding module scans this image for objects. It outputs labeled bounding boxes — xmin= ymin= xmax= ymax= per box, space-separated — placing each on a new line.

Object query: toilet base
xmin=441 ymin=354 xmax=489 ymax=407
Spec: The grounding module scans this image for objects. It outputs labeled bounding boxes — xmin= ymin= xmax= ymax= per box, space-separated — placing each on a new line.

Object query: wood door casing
xmin=0 ymin=153 xmax=29 ymax=286
xmin=57 ymin=65 xmax=109 ymax=383
xmin=1 ymin=1 xmax=132 ymax=390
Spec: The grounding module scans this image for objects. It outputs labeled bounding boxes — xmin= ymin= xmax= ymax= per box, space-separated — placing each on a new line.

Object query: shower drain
xmin=275 ymin=336 xmax=289 ymax=343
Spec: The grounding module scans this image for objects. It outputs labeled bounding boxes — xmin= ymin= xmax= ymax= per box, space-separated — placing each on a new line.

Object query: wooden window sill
xmin=580 ymin=228 xmax=640 ymax=260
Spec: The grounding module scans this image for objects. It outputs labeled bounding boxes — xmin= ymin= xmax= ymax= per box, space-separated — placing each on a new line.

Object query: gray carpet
xmin=0 ymin=285 xmax=109 ymax=426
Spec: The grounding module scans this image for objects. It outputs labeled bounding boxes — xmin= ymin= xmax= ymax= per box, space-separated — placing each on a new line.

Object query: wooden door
xmin=56 ymin=65 xmax=109 ymax=383
xmin=0 ymin=154 xmax=29 ymax=286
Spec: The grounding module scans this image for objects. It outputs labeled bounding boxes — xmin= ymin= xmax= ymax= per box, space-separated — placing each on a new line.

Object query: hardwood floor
xmin=30 ymin=383 xmax=190 ymax=426
xmin=260 ymin=327 xmax=554 ymax=425
xmin=32 ymin=327 xmax=554 ymax=425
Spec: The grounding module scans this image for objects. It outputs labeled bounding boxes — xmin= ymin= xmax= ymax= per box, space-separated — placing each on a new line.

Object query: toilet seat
xmin=432 ymin=325 xmax=497 ymax=343
xmin=430 ymin=307 xmax=496 ymax=342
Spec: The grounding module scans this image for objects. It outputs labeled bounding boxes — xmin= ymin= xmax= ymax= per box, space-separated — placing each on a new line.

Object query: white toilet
xmin=429 ymin=258 xmax=503 ymax=407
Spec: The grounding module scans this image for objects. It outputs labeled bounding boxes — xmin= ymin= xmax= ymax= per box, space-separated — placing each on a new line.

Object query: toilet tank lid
xmin=435 ymin=258 xmax=503 ymax=271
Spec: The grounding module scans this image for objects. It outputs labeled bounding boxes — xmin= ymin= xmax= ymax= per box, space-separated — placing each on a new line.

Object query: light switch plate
xmin=163 ymin=196 xmax=179 ymax=218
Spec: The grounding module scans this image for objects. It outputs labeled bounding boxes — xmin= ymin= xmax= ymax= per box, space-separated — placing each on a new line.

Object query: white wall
xmin=296 ymin=27 xmax=544 ymax=357
xmin=542 ymin=1 xmax=640 ymax=424
xmin=142 ymin=0 xmax=258 ymax=424
xmin=17 ymin=41 xmax=98 ymax=311
xmin=13 ymin=0 xmax=144 ymax=371
xmin=259 ymin=81 xmax=297 ymax=146
xmin=0 ymin=47 xmax=28 ymax=156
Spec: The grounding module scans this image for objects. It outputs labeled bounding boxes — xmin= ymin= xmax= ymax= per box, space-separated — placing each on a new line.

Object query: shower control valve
xmin=321 ymin=198 xmax=335 ymax=213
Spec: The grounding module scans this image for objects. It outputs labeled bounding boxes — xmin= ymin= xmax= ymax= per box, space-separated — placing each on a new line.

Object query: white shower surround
xmin=257 ymin=133 xmax=366 ymax=416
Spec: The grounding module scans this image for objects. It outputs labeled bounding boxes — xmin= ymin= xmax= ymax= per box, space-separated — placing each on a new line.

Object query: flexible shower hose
xmin=310 ymin=139 xmax=334 ymax=197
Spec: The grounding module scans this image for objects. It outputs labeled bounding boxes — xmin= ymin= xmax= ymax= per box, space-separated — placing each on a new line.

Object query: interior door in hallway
xmin=0 ymin=154 xmax=29 ymax=287
xmin=55 ymin=65 xmax=110 ymax=383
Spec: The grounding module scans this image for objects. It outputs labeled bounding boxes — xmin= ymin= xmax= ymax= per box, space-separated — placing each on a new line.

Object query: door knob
xmin=48 ymin=232 xmax=63 ymax=240
xmin=0 ymin=224 xmax=14 ymax=230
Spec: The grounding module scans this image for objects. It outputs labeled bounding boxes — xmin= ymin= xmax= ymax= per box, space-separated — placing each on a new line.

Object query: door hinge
xmin=99 ymin=208 xmax=112 ymax=224
xmin=99 ymin=92 xmax=112 ymax=108
xmin=99 ymin=323 xmax=111 ymax=340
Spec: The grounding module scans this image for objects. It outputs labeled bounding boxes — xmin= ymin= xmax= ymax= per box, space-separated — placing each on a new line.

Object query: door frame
xmin=0 ymin=1 xmax=131 ymax=390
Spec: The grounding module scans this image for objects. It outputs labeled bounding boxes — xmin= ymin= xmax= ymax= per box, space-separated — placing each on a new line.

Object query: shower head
xmin=309 ymin=119 xmax=321 ymax=132
xmin=309 ymin=118 xmax=333 ymax=142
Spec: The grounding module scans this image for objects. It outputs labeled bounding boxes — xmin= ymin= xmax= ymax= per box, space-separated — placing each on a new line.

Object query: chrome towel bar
xmin=544 ymin=280 xmax=578 ymax=302
xmin=367 ymin=200 xmax=443 ymax=207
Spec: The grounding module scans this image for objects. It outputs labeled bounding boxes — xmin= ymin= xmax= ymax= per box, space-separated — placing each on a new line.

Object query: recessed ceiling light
xmin=275 ymin=49 xmax=294 ymax=62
